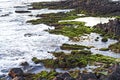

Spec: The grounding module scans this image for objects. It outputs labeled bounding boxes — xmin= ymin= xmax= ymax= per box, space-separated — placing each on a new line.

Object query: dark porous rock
xmin=95 ymin=18 xmax=120 ymax=38
xmin=20 ymin=61 xmax=30 ymax=70
xmin=108 ymin=65 xmax=120 ymax=80
xmin=8 ymin=68 xmax=24 ymax=79
xmin=20 ymin=61 xmax=29 ymax=67
xmin=12 ymin=76 xmax=25 ymax=80
xmin=77 ymin=72 xmax=97 ymax=80
xmin=53 ymin=72 xmax=75 ymax=80
xmin=64 ymin=77 xmax=76 ymax=80
xmin=96 ymin=74 xmax=108 ymax=80
xmin=24 ymin=33 xmax=33 ymax=37
xmin=15 ymin=11 xmax=31 ymax=13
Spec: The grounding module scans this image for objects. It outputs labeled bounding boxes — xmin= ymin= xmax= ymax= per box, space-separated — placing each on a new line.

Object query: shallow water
xmin=67 ymin=33 xmax=120 ymax=58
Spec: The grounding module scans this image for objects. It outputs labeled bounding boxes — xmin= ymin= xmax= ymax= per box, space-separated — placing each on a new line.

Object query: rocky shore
xmin=31 ymin=0 xmax=120 ymax=16
xmin=2 ymin=0 xmax=120 ymax=80
xmin=7 ymin=64 xmax=120 ymax=80
xmin=95 ymin=18 xmax=120 ymax=38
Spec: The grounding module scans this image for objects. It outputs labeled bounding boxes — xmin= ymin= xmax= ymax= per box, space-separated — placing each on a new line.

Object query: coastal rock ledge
xmin=7 ymin=65 xmax=120 ymax=80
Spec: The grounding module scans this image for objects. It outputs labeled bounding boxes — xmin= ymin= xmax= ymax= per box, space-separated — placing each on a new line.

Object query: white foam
xmin=0 ymin=0 xmax=69 ymax=75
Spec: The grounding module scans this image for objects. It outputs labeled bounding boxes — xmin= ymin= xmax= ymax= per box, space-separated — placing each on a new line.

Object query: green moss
xmin=101 ymin=37 xmax=108 ymax=42
xmin=60 ymin=43 xmax=91 ymax=50
xmin=32 ymin=50 xmax=116 ymax=69
xmin=49 ymin=21 xmax=93 ymax=38
xmin=33 ymin=71 xmax=58 ymax=80
xmin=69 ymin=70 xmax=80 ymax=78
xmin=109 ymin=42 xmax=120 ymax=53
xmin=71 ymin=50 xmax=92 ymax=55
xmin=31 ymin=1 xmax=71 ymax=9
xmin=99 ymin=48 xmax=109 ymax=51
xmin=27 ymin=11 xmax=79 ymax=25
xmin=32 ymin=57 xmax=41 ymax=64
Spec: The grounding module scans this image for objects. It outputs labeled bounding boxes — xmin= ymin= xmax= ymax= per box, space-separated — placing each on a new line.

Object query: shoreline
xmin=0 ymin=0 xmax=119 ymax=80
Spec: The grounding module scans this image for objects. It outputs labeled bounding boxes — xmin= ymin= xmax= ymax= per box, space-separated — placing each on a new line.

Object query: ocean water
xmin=0 ymin=0 xmax=69 ymax=75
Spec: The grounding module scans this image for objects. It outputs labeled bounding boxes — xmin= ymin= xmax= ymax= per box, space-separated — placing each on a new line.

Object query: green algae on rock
xmin=99 ymin=48 xmax=109 ymax=51
xmin=109 ymin=42 xmax=120 ymax=53
xmin=32 ymin=50 xmax=116 ymax=69
xmin=49 ymin=21 xmax=94 ymax=39
xmin=60 ymin=43 xmax=91 ymax=50
xmin=27 ymin=11 xmax=79 ymax=25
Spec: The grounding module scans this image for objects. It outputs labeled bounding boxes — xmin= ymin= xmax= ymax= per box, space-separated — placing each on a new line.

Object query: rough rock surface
xmin=95 ymin=18 xmax=120 ymax=37
xmin=8 ymin=68 xmax=25 ymax=80
xmin=53 ymin=73 xmax=75 ymax=80
xmin=108 ymin=65 xmax=120 ymax=80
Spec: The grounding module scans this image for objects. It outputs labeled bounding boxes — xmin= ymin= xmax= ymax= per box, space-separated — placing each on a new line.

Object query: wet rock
xmin=24 ymin=33 xmax=34 ymax=37
xmin=95 ymin=18 xmax=120 ymax=38
xmin=20 ymin=61 xmax=29 ymax=67
xmin=96 ymin=74 xmax=107 ymax=80
xmin=77 ymin=72 xmax=97 ymax=80
xmin=53 ymin=72 xmax=75 ymax=80
xmin=0 ymin=13 xmax=9 ymax=17
xmin=8 ymin=68 xmax=24 ymax=79
xmin=15 ymin=11 xmax=31 ymax=13
xmin=12 ymin=76 xmax=25 ymax=80
xmin=108 ymin=65 xmax=120 ymax=80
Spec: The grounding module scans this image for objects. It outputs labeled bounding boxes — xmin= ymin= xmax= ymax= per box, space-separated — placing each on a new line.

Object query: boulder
xmin=77 ymin=72 xmax=97 ymax=80
xmin=53 ymin=72 xmax=75 ymax=80
xmin=108 ymin=65 xmax=120 ymax=80
xmin=8 ymin=68 xmax=24 ymax=79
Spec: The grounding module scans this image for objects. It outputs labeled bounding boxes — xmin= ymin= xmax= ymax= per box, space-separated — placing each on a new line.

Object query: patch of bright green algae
xmin=49 ymin=21 xmax=94 ymax=39
xmin=32 ymin=50 xmax=117 ymax=69
xmin=27 ymin=11 xmax=94 ymax=39
xmin=33 ymin=71 xmax=57 ymax=80
xmin=27 ymin=11 xmax=79 ymax=25
xmin=60 ymin=43 xmax=91 ymax=50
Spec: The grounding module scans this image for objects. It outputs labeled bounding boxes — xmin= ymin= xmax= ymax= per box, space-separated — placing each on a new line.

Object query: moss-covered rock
xmin=33 ymin=71 xmax=58 ymax=80
xmin=60 ymin=43 xmax=91 ymax=50
xmin=32 ymin=57 xmax=41 ymax=64
xmin=101 ymin=37 xmax=108 ymax=42
xmin=49 ymin=21 xmax=94 ymax=39
xmin=32 ymin=50 xmax=116 ymax=69
xmin=27 ymin=11 xmax=79 ymax=25
xmin=109 ymin=42 xmax=120 ymax=53
xmin=99 ymin=48 xmax=109 ymax=51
